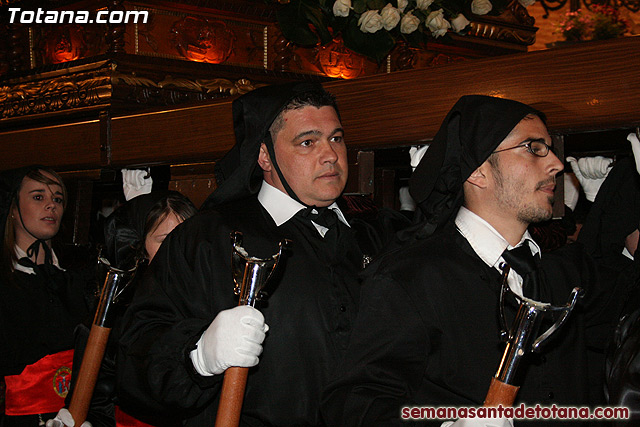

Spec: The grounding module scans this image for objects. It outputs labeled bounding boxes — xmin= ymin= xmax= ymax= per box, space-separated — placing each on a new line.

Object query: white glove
xmin=409 ymin=145 xmax=430 ymax=172
xmin=563 ymin=172 xmax=580 ymax=211
xmin=566 ymin=156 xmax=613 ymax=202
xmin=190 ymin=306 xmax=268 ymax=376
xmin=399 ymin=186 xmax=416 ymax=212
xmin=45 ymin=408 xmax=93 ymax=427
xmin=442 ymin=417 xmax=513 ymax=427
xmin=628 ymin=132 xmax=640 ymax=175
xmin=122 ymin=168 xmax=152 ymax=201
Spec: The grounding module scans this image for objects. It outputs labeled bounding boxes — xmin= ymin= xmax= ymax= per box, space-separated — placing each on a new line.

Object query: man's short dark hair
xmin=269 ymin=90 xmax=339 ymax=139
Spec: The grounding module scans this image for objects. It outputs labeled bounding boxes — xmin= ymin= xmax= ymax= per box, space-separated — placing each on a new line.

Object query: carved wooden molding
xmin=467 ymin=21 xmax=537 ymax=45
xmin=0 ymin=69 xmax=112 ymax=119
xmin=467 ymin=1 xmax=538 ymax=47
xmin=0 ymin=59 xmax=258 ymax=120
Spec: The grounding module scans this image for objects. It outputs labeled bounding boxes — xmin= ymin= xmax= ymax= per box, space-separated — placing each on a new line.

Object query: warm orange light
xmin=318 ymin=39 xmax=364 ymax=79
xmin=42 ymin=25 xmax=85 ymax=64
xmin=171 ymin=16 xmax=234 ymax=64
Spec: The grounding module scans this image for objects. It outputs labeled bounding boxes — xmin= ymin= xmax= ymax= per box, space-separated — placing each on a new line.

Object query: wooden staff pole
xmin=68 ymin=325 xmax=111 ymax=424
xmin=483 ymin=377 xmax=519 ymax=407
xmin=68 ymin=264 xmax=134 ymax=425
xmin=214 ymin=233 xmax=287 ymax=427
xmin=215 ymin=367 xmax=250 ymax=427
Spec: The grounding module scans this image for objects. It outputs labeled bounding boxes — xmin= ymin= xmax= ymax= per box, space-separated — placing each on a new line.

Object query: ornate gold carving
xmin=112 ymin=72 xmax=158 ymax=88
xmin=317 ymin=39 xmax=365 ymax=79
xmin=158 ymin=76 xmax=203 ymax=91
xmin=170 ymin=16 xmax=235 ymax=64
xmin=0 ymin=70 xmax=111 ymax=119
xmin=465 ymin=0 xmax=537 ymax=46
xmin=509 ymin=0 xmax=536 ymax=27
xmin=39 ymin=25 xmax=87 ymax=64
xmin=468 ymin=22 xmax=536 ymax=45
xmin=158 ymin=76 xmax=255 ymax=95
xmin=0 ymin=62 xmax=256 ymax=119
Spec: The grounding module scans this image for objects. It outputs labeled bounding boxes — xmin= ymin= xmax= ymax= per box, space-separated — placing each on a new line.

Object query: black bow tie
xmin=297 ymin=207 xmax=340 ymax=248
xmin=300 ymin=207 xmax=338 ymax=229
xmin=502 ymin=241 xmax=541 ymax=300
xmin=26 ymin=239 xmax=53 ymax=265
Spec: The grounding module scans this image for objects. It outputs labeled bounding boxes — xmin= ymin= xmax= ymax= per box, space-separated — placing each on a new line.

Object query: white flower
xmin=471 ymin=0 xmax=493 ymax=15
xmin=332 ymin=0 xmax=351 ymax=17
xmin=380 ymin=4 xmax=401 ymax=31
xmin=416 ymin=0 xmax=434 ymax=10
xmin=358 ymin=10 xmax=384 ymax=33
xmin=400 ymin=11 xmax=421 ymax=34
xmin=518 ymin=0 xmax=536 ymax=6
xmin=450 ymin=13 xmax=470 ymax=33
xmin=397 ymin=0 xmax=408 ymax=12
xmin=426 ymin=9 xmax=451 ymax=37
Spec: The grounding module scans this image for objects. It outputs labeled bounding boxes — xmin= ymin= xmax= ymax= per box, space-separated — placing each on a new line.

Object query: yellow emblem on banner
xmin=53 ymin=366 xmax=72 ymax=398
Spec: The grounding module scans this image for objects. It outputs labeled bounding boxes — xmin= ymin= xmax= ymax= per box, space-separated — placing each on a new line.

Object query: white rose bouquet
xmin=276 ymin=0 xmax=535 ymax=63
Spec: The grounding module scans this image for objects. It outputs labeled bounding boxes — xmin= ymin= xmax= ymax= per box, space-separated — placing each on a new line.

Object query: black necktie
xmin=299 ymin=207 xmax=340 ymax=248
xmin=502 ymin=241 xmax=541 ymax=300
xmin=26 ymin=239 xmax=53 ymax=265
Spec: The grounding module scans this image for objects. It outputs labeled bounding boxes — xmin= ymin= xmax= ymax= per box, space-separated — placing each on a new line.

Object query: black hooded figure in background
xmin=578 ymin=156 xmax=640 ymax=424
xmin=49 ymin=190 xmax=197 ymax=427
xmin=117 ymin=82 xmax=369 ymax=425
xmin=321 ymin=95 xmax=610 ymax=426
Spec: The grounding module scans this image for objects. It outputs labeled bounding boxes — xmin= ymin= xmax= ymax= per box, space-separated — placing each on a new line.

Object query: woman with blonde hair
xmin=0 ymin=165 xmax=94 ymax=427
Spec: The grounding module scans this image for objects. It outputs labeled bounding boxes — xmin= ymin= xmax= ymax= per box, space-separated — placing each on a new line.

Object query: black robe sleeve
xmin=118 ymin=196 xmax=367 ymax=425
xmin=116 ymin=215 xmax=230 ymax=414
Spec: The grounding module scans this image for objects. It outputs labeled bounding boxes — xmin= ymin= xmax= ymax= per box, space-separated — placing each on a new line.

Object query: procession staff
xmin=322 ymin=95 xmax=608 ymax=426
xmin=47 ymin=191 xmax=197 ymax=427
xmin=0 ymin=166 xmax=93 ymax=427
xmin=117 ymin=82 xmax=372 ymax=425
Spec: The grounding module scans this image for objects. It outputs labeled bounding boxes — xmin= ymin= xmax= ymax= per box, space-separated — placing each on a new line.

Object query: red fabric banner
xmin=4 ymin=349 xmax=74 ymax=416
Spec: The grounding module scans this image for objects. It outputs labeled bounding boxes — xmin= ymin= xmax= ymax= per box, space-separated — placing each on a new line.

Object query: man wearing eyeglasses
xmin=322 ymin=96 xmax=608 ymax=426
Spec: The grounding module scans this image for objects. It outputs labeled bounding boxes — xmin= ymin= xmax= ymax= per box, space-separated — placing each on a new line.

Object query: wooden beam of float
xmin=110 ymin=101 xmax=236 ymax=166
xmin=109 ymin=36 xmax=640 ymax=166
xmin=324 ymin=36 xmax=640 ymax=150
xmin=0 ymin=36 xmax=638 ymax=171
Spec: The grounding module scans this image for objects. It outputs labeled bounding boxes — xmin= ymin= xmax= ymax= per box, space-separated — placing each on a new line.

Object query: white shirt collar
xmin=13 ymin=244 xmax=62 ymax=275
xmin=257 ymin=181 xmax=349 ymax=234
xmin=455 ymin=206 xmax=540 ymax=297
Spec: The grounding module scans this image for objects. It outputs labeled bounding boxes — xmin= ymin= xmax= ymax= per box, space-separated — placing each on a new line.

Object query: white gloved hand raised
xmin=628 ymin=132 xmax=640 ymax=175
xmin=190 ymin=305 xmax=268 ymax=376
xmin=564 ymin=173 xmax=580 ymax=211
xmin=121 ymin=168 xmax=153 ymax=201
xmin=442 ymin=417 xmax=513 ymax=427
xmin=409 ymin=145 xmax=430 ymax=172
xmin=45 ymin=408 xmax=93 ymax=427
xmin=566 ymin=156 xmax=613 ymax=202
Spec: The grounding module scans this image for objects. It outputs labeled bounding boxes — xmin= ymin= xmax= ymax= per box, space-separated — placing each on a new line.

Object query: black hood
xmin=409 ymin=95 xmax=544 ymax=237
xmin=201 ymin=82 xmax=329 ymax=210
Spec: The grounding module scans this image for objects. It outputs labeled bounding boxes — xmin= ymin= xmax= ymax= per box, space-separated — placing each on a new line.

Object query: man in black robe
xmin=116 ymin=82 xmax=367 ymax=425
xmin=321 ymin=96 xmax=606 ymax=426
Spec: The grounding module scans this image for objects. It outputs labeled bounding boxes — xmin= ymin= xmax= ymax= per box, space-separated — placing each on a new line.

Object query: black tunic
xmin=321 ymin=222 xmax=606 ymax=426
xmin=0 ymin=253 xmax=94 ymax=427
xmin=0 ymin=260 xmax=93 ymax=377
xmin=117 ymin=196 xmax=364 ymax=426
